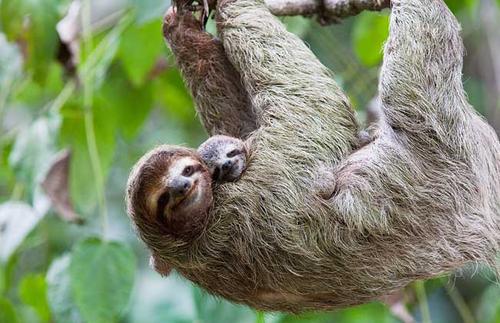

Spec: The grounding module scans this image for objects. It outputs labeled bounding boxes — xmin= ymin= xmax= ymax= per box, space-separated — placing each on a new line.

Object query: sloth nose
xmin=169 ymin=178 xmax=191 ymax=197
xmin=222 ymin=160 xmax=233 ymax=171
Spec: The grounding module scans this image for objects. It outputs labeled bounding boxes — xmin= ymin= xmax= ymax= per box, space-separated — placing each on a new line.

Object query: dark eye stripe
xmin=212 ymin=167 xmax=220 ymax=181
xmin=227 ymin=149 xmax=241 ymax=158
xmin=156 ymin=191 xmax=170 ymax=221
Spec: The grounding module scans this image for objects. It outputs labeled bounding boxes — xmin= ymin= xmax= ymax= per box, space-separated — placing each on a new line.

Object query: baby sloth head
xmin=197 ymin=135 xmax=247 ymax=183
xmin=126 ymin=145 xmax=213 ymax=240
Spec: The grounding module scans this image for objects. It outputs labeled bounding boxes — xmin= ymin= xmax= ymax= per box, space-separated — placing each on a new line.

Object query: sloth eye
xmin=227 ymin=149 xmax=241 ymax=158
xmin=182 ymin=165 xmax=194 ymax=177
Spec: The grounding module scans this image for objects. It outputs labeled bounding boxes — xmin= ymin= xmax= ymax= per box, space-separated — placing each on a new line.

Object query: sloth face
xmin=154 ymin=156 xmax=210 ymax=222
xmin=197 ymin=135 xmax=247 ymax=183
xmin=127 ymin=146 xmax=213 ymax=239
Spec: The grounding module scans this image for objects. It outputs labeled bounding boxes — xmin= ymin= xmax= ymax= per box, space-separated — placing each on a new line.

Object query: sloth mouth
xmin=171 ymin=180 xmax=198 ymax=210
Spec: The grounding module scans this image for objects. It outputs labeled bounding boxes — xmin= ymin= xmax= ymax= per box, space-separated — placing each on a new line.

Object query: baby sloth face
xmin=197 ymin=135 xmax=247 ymax=183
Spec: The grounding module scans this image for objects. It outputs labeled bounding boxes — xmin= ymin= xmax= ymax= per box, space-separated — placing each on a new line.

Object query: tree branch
xmin=265 ymin=0 xmax=390 ymax=23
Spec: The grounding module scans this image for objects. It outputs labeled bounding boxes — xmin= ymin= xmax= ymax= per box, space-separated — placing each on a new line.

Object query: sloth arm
xmin=216 ymin=0 xmax=359 ymax=167
xmin=163 ymin=9 xmax=257 ymax=139
xmin=322 ymin=0 xmax=498 ymax=233
xmin=378 ymin=0 xmax=475 ymax=150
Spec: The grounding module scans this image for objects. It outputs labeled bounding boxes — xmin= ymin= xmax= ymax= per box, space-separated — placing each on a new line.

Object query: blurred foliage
xmin=0 ymin=0 xmax=498 ymax=322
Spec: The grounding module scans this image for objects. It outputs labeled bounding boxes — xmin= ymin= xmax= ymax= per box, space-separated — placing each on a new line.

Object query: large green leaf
xmin=118 ymin=19 xmax=164 ymax=86
xmin=0 ymin=0 xmax=60 ymax=83
xmin=0 ymin=201 xmax=44 ymax=262
xmin=352 ymin=12 xmax=389 ymax=67
xmin=0 ymin=297 xmax=19 ymax=323
xmin=59 ymin=100 xmax=116 ymax=214
xmin=70 ymin=238 xmax=136 ymax=323
xmin=46 ymin=254 xmax=83 ymax=323
xmin=155 ymin=69 xmax=196 ymax=123
xmin=129 ymin=0 xmax=170 ymax=23
xmin=18 ymin=274 xmax=51 ymax=322
xmin=96 ymin=65 xmax=154 ymax=139
xmin=8 ymin=115 xmax=60 ymax=191
xmin=0 ymin=33 xmax=23 ymax=101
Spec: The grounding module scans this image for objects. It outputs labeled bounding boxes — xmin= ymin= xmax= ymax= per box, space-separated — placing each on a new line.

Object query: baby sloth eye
xmin=182 ymin=165 xmax=194 ymax=177
xmin=226 ymin=149 xmax=241 ymax=158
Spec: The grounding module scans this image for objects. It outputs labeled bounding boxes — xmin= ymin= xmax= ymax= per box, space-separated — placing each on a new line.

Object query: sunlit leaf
xmin=80 ymin=13 xmax=133 ymax=91
xmin=0 ymin=33 xmax=23 ymax=99
xmin=0 ymin=297 xmax=19 ymax=323
xmin=445 ymin=0 xmax=476 ymax=14
xmin=0 ymin=0 xmax=60 ymax=83
xmin=118 ymin=19 xmax=164 ymax=86
xmin=70 ymin=238 xmax=136 ymax=323
xmin=47 ymin=254 xmax=83 ymax=323
xmin=8 ymin=115 xmax=61 ymax=192
xmin=332 ymin=302 xmax=398 ymax=322
xmin=352 ymin=12 xmax=389 ymax=67
xmin=129 ymin=0 xmax=170 ymax=24
xmin=0 ymin=201 xmax=44 ymax=262
xmin=18 ymin=274 xmax=51 ymax=322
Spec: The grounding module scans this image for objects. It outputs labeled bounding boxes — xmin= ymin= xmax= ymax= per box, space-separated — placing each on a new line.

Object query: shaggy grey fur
xmin=127 ymin=0 xmax=499 ymax=312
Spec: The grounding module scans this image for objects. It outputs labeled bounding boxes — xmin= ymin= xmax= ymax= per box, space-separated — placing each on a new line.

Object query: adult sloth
xmin=127 ymin=0 xmax=500 ymax=312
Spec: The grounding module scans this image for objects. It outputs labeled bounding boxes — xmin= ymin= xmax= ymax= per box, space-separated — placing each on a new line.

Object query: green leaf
xmin=118 ymin=19 xmax=164 ymax=86
xmin=0 ymin=32 xmax=23 ymax=100
xmin=70 ymin=238 xmax=136 ymax=323
xmin=0 ymin=202 xmax=44 ymax=262
xmin=445 ymin=0 xmax=476 ymax=14
xmin=0 ymin=297 xmax=19 ymax=323
xmin=97 ymin=65 xmax=154 ymax=139
xmin=476 ymin=285 xmax=500 ymax=323
xmin=155 ymin=69 xmax=196 ymax=123
xmin=47 ymin=254 xmax=83 ymax=323
xmin=352 ymin=12 xmax=389 ymax=67
xmin=129 ymin=0 xmax=169 ymax=24
xmin=0 ymin=0 xmax=60 ymax=83
xmin=282 ymin=16 xmax=312 ymax=38
xmin=8 ymin=115 xmax=61 ymax=191
xmin=18 ymin=274 xmax=51 ymax=322
xmin=59 ymin=100 xmax=116 ymax=214
xmin=331 ymin=302 xmax=398 ymax=322
xmin=80 ymin=13 xmax=133 ymax=91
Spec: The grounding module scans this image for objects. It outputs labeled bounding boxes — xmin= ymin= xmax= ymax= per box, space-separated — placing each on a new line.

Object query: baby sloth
xmin=197 ymin=135 xmax=247 ymax=183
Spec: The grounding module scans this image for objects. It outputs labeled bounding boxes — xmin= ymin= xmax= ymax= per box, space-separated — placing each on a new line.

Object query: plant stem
xmin=81 ymin=0 xmax=108 ymax=237
xmin=445 ymin=284 xmax=476 ymax=323
xmin=415 ymin=281 xmax=432 ymax=323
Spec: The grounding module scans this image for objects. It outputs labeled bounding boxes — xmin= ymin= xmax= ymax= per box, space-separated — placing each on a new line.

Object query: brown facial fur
xmin=128 ymin=0 xmax=500 ymax=313
xmin=127 ymin=146 xmax=213 ymax=269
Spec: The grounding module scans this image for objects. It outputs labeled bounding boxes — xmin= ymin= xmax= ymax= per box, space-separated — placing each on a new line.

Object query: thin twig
xmin=265 ymin=0 xmax=390 ymax=22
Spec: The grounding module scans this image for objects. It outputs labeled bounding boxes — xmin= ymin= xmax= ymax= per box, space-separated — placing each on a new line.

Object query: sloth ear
xmin=149 ymin=255 xmax=172 ymax=277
